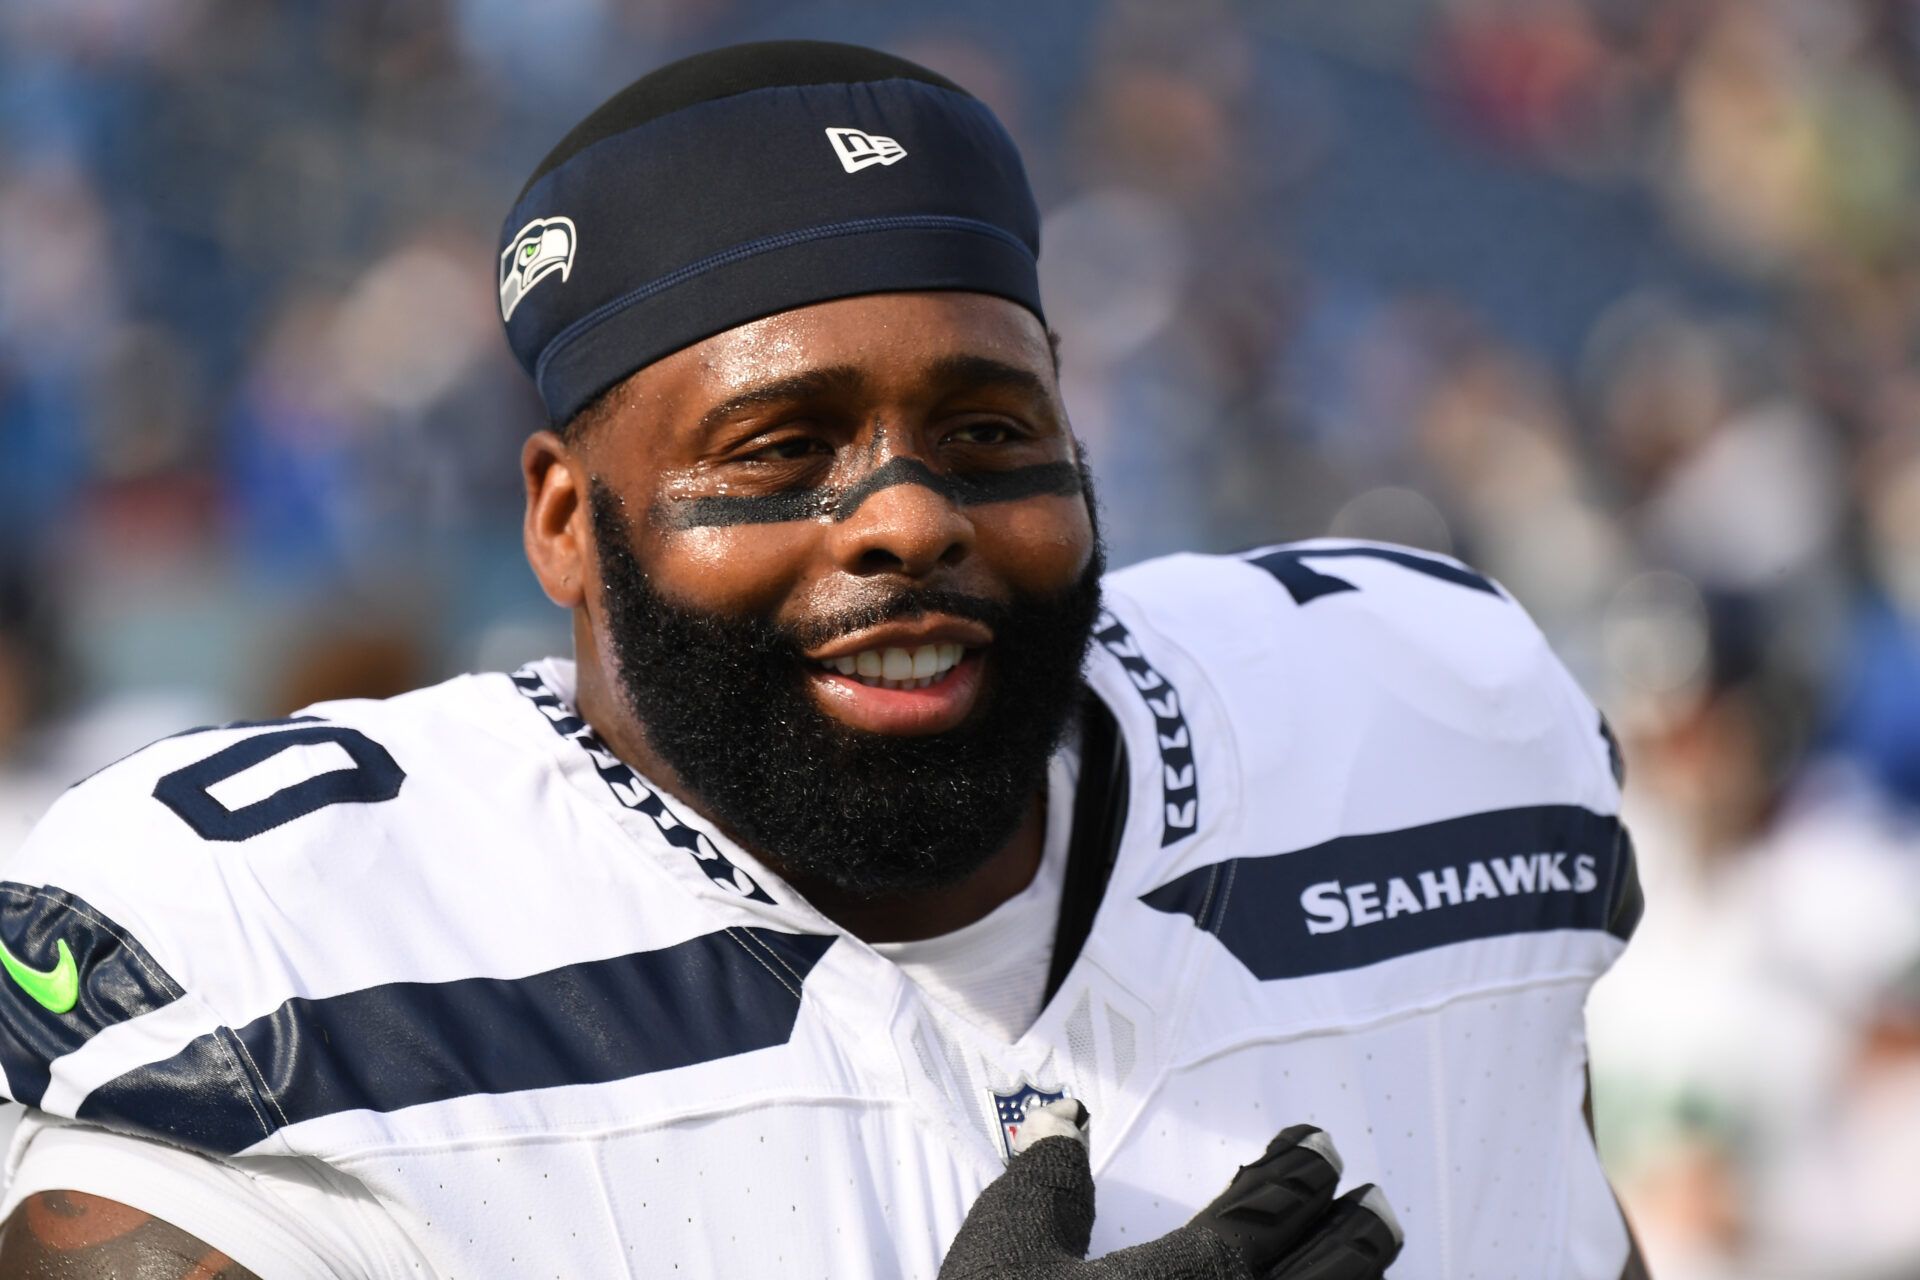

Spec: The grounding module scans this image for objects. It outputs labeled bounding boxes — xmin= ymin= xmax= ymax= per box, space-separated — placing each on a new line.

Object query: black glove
xmin=938 ymin=1102 xmax=1402 ymax=1280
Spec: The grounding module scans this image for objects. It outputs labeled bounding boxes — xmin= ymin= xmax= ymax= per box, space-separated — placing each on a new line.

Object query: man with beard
xmin=0 ymin=42 xmax=1644 ymax=1280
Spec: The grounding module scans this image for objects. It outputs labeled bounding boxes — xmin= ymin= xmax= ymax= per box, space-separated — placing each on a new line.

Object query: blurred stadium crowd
xmin=2 ymin=0 xmax=1919 ymax=1275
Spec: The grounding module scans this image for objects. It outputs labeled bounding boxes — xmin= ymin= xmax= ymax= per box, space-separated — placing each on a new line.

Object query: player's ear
xmin=522 ymin=430 xmax=590 ymax=609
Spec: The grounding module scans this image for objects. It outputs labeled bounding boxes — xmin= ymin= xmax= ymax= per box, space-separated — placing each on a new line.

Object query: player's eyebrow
xmin=922 ymin=353 xmax=1052 ymax=403
xmin=689 ymin=354 xmax=1053 ymax=443
xmin=694 ymin=365 xmax=866 ymax=436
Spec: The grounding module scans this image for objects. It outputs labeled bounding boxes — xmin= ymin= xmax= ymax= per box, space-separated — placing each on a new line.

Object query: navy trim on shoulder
xmin=1607 ymin=824 xmax=1645 ymax=941
xmin=1091 ymin=610 xmax=1199 ymax=847
xmin=1141 ymin=805 xmax=1634 ymax=980
xmin=511 ymin=666 xmax=775 ymax=903
xmin=77 ymin=927 xmax=835 ymax=1156
xmin=0 ymin=884 xmax=186 ymax=1109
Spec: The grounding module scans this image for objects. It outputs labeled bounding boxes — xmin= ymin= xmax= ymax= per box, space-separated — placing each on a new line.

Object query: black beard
xmin=588 ymin=479 xmax=1105 ymax=899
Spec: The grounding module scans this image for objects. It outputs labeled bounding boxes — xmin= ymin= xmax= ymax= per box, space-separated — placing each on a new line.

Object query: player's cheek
xmin=976 ymin=497 xmax=1096 ymax=593
xmin=646 ymin=525 xmax=818 ymax=615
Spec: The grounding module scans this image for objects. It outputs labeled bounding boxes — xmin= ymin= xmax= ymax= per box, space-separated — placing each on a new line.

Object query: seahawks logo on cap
xmin=499 ymin=216 xmax=577 ymax=322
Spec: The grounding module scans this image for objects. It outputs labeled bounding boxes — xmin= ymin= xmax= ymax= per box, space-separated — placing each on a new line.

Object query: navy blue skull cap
xmin=497 ymin=40 xmax=1045 ymax=427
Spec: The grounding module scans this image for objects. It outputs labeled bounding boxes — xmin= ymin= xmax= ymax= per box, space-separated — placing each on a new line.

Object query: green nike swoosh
xmin=0 ymin=936 xmax=78 ymax=1015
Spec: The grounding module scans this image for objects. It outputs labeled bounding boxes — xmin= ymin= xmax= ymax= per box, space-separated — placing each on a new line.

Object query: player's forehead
xmin=624 ymin=291 xmax=1056 ymax=437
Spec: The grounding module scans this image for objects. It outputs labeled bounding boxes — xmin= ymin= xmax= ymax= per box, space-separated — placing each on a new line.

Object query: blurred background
xmin=2 ymin=0 xmax=1918 ymax=1274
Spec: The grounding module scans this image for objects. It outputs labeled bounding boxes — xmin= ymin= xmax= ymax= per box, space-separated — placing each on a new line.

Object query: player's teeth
xmin=911 ymin=645 xmax=940 ymax=678
xmin=819 ymin=644 xmax=969 ymax=687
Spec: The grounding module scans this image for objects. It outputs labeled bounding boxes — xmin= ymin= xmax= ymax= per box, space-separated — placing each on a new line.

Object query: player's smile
xmin=522 ymin=291 xmax=1100 ymax=906
xmin=804 ymin=616 xmax=993 ymax=734
xmin=528 ymin=288 xmax=1097 ymax=765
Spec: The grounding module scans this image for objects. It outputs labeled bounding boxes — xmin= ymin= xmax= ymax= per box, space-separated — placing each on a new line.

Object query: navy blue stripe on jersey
xmin=77 ymin=927 xmax=835 ymax=1156
xmin=1245 ymin=544 xmax=1501 ymax=607
xmin=510 ymin=666 xmax=775 ymax=902
xmin=1091 ymin=611 xmax=1199 ymax=846
xmin=0 ymin=884 xmax=186 ymax=1108
xmin=1140 ymin=805 xmax=1634 ymax=981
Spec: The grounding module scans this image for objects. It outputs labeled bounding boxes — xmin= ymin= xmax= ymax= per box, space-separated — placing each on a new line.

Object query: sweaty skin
xmin=0 ymin=1191 xmax=258 ymax=1279
xmin=658 ymin=455 xmax=1083 ymax=528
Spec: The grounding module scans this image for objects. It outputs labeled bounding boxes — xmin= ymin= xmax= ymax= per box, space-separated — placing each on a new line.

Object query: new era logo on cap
xmin=825 ymin=127 xmax=907 ymax=173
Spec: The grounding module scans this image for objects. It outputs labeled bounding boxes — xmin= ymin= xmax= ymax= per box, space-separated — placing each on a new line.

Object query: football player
xmin=0 ymin=42 xmax=1645 ymax=1278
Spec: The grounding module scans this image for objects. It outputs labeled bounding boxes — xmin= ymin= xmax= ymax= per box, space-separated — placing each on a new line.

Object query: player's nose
xmin=827 ymin=475 xmax=973 ymax=579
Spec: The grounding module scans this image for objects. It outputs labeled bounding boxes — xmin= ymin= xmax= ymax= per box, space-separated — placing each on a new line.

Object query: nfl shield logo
xmin=990 ymin=1079 xmax=1072 ymax=1160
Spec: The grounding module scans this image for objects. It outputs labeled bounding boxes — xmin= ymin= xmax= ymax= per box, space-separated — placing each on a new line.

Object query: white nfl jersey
xmin=0 ymin=541 xmax=1638 ymax=1278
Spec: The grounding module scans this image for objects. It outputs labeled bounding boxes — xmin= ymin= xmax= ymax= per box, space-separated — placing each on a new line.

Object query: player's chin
xmin=804 ymin=651 xmax=987 ymax=736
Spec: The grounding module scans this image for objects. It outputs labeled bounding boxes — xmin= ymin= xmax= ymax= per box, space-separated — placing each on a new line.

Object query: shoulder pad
xmin=1104 ymin=541 xmax=1618 ymax=808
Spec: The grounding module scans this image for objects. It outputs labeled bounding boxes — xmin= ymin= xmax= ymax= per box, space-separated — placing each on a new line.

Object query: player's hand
xmin=938 ymin=1102 xmax=1402 ymax=1279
